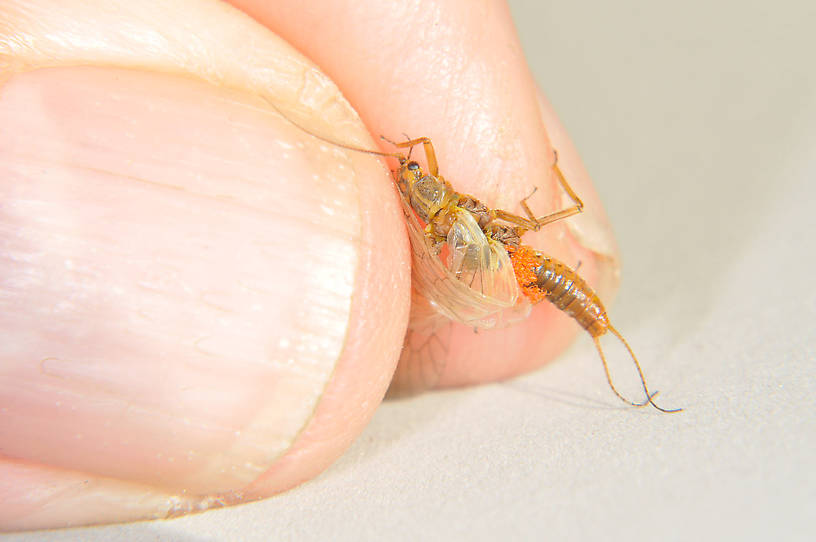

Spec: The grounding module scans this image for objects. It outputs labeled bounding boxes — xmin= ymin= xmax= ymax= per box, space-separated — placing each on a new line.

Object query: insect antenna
xmin=401 ymin=133 xmax=415 ymax=160
xmin=380 ymin=133 xmax=423 ymax=161
xmin=593 ymin=327 xmax=682 ymax=413
xmin=259 ymin=95 xmax=404 ymax=161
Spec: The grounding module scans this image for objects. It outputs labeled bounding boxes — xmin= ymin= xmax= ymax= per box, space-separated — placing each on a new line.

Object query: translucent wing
xmin=445 ymin=207 xmax=518 ymax=307
xmin=390 ymin=195 xmax=531 ymax=394
xmin=398 ymin=191 xmax=531 ymax=332
xmin=388 ymin=288 xmax=453 ymax=396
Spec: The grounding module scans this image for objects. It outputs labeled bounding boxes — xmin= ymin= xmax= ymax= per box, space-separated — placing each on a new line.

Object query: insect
xmin=261 ymin=97 xmax=680 ymax=413
xmin=387 ymin=136 xmax=531 ymax=330
xmin=381 ymin=136 xmax=680 ymax=413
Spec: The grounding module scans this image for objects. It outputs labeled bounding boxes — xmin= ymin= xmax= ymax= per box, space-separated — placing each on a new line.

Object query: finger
xmin=0 ymin=0 xmax=408 ymax=530
xmin=233 ymin=0 xmax=620 ymax=388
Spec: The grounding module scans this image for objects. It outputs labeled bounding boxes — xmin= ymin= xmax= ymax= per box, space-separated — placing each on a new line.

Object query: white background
xmin=6 ymin=0 xmax=815 ymax=540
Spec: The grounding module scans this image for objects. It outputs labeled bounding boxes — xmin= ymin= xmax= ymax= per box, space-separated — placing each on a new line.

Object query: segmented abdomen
xmin=534 ymin=256 xmax=608 ymax=337
xmin=509 ymin=245 xmax=610 ymax=338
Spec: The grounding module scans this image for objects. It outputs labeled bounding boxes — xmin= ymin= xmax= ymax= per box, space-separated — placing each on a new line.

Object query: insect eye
xmin=407 ymin=161 xmax=420 ymax=171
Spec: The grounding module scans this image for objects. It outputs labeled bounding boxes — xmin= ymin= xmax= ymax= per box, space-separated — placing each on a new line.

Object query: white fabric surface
xmin=6 ymin=1 xmax=814 ymax=540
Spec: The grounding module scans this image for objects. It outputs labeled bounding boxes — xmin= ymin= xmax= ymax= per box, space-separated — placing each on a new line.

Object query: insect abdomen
xmin=534 ymin=256 xmax=608 ymax=337
xmin=509 ymin=246 xmax=609 ymax=338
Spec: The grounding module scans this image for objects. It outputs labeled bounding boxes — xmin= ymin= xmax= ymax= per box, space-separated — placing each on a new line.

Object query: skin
xmin=0 ymin=0 xmax=618 ymax=530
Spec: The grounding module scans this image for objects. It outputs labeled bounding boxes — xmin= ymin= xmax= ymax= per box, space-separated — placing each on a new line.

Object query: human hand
xmin=0 ymin=0 xmax=617 ymax=530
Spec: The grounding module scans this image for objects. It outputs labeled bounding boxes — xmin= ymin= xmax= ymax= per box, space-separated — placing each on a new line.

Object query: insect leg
xmin=386 ymin=136 xmax=440 ymax=177
xmin=493 ymin=149 xmax=585 ymax=231
xmin=524 ymin=158 xmax=584 ymax=228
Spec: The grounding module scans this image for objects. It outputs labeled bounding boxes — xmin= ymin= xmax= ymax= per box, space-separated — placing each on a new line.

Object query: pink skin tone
xmin=0 ymin=0 xmax=618 ymax=531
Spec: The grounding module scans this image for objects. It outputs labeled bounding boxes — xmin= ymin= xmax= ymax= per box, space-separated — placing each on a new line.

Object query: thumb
xmin=0 ymin=0 xmax=408 ymax=530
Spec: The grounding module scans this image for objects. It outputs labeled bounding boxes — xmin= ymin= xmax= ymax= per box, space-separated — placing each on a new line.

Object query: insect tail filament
xmin=594 ymin=326 xmax=682 ymax=413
